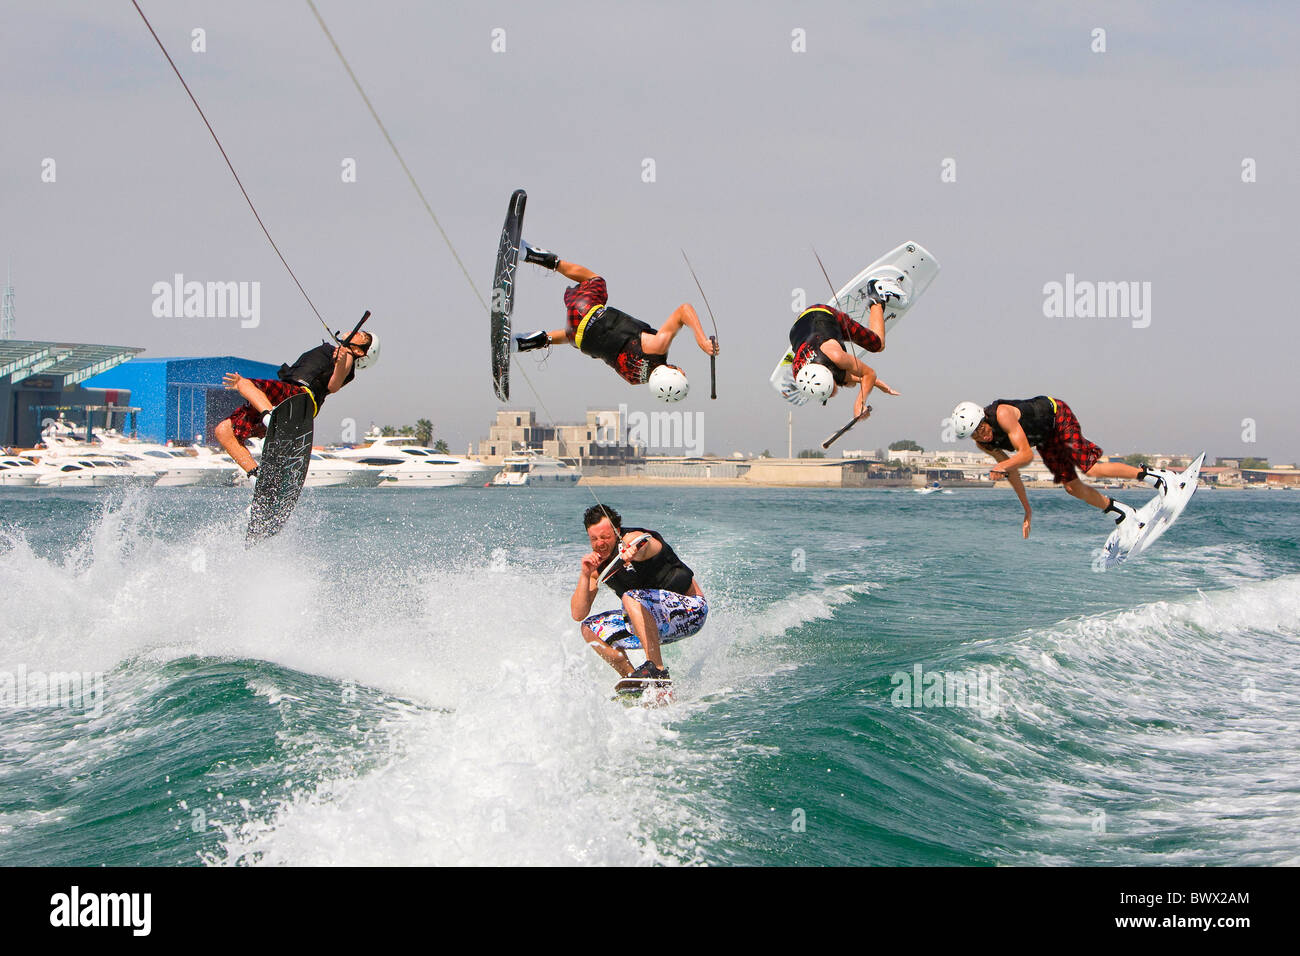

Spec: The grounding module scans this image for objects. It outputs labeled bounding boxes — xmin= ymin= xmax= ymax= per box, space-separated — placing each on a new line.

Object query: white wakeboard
xmin=770 ymin=240 xmax=940 ymax=405
xmin=1100 ymin=453 xmax=1205 ymax=569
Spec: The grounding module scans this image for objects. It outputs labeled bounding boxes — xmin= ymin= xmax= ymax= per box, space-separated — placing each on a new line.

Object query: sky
xmin=3 ymin=0 xmax=1298 ymax=461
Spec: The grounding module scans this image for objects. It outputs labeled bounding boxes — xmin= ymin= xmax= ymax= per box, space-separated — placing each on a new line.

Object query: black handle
xmin=709 ymin=336 xmax=717 ymax=400
xmin=822 ymin=405 xmax=872 ymax=450
xmin=337 ymin=310 xmax=371 ymax=345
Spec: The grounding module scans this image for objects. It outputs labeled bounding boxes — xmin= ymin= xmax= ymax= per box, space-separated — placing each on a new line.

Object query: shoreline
xmin=579 ymin=476 xmax=1295 ymax=491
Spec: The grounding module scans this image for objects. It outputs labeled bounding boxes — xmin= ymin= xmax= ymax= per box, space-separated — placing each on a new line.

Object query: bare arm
xmin=571 ymin=553 xmax=601 ymax=621
xmin=821 ymin=342 xmax=898 ymax=412
xmin=670 ymin=303 xmax=711 ymax=347
xmin=982 ymin=443 xmax=1033 ymax=538
xmin=327 ymin=347 xmax=357 ymax=394
xmin=988 ymin=406 xmax=1034 ymax=472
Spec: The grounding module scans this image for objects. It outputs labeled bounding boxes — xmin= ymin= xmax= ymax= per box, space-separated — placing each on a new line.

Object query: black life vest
xmin=576 ymin=306 xmax=657 ymax=367
xmin=278 ymin=343 xmax=353 ymax=410
xmin=983 ymin=396 xmax=1059 ymax=451
xmin=597 ymin=527 xmax=694 ymax=597
xmin=790 ymin=306 xmax=849 ymax=385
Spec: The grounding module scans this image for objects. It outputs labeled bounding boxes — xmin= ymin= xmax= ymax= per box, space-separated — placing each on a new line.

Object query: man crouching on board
xmin=950 ymin=396 xmax=1179 ymax=538
xmin=572 ymin=505 xmax=708 ymax=687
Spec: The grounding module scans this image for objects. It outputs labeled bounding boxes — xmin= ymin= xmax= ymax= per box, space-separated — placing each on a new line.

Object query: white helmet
xmin=795 ymin=363 xmax=835 ymax=404
xmin=353 ymin=331 xmax=379 ymax=370
xmin=649 ymin=365 xmax=689 ymax=403
xmin=951 ymin=401 xmax=984 ymax=439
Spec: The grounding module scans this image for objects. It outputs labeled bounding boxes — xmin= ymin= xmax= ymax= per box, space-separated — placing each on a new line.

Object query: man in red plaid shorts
xmin=788 ymin=280 xmax=905 ymax=416
xmin=214 ymin=330 xmax=377 ymax=482
xmin=951 ymin=396 xmax=1180 ymax=538
xmin=511 ymin=244 xmax=718 ymax=400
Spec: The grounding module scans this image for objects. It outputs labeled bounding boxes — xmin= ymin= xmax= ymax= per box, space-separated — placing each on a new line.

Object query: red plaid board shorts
xmin=563 ymin=276 xmax=661 ymax=384
xmin=563 ymin=276 xmax=609 ymax=337
xmin=1038 ymin=398 xmax=1104 ymax=484
xmin=225 ymin=379 xmax=308 ymax=441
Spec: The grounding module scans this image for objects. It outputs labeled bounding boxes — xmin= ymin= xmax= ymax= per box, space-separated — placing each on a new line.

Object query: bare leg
xmin=1085 ymin=461 xmax=1141 ymax=481
xmin=621 ymin=593 xmax=663 ymax=668
xmin=214 ymin=420 xmax=257 ymax=473
xmin=582 ymin=623 xmax=634 ymax=676
xmin=234 ymin=378 xmax=274 ymax=414
xmin=556 ymin=261 xmax=598 ymax=282
xmin=1063 ymin=477 xmax=1111 ymax=510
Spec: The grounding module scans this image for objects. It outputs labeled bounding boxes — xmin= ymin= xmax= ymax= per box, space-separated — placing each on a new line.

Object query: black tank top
xmin=278 ymin=343 xmax=353 ymax=409
xmin=983 ymin=396 xmax=1058 ymax=450
xmin=790 ymin=307 xmax=849 ymax=385
xmin=597 ymin=527 xmax=694 ymax=597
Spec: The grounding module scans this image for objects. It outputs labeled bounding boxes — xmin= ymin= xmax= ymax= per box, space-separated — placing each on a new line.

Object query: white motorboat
xmin=0 ymin=456 xmax=49 ymax=486
xmin=94 ymin=432 xmax=236 ymax=487
xmin=332 ymin=436 xmax=493 ymax=487
xmin=376 ymin=456 xmax=497 ymax=488
xmin=306 ymin=452 xmax=386 ymax=488
xmin=152 ymin=447 xmax=239 ymax=487
xmin=34 ymin=456 xmax=156 ymax=488
xmin=490 ymin=450 xmax=582 ymax=486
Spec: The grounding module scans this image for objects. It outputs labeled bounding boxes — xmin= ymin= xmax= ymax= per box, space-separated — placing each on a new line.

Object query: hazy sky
xmin=4 ymin=1 xmax=1298 ymax=460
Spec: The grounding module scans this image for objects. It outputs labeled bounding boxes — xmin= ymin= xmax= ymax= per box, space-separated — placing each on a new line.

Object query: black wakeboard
xmin=491 ymin=188 xmax=526 ymax=402
xmin=246 ymin=391 xmax=314 ymax=544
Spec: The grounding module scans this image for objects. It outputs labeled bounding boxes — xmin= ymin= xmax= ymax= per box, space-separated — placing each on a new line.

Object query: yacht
xmin=0 ymin=456 xmax=49 ymax=486
xmin=306 ymin=452 xmax=386 ymax=488
xmin=332 ymin=435 xmax=493 ymax=487
xmin=376 ymin=455 xmax=497 ymax=488
xmin=94 ymin=431 xmax=236 ymax=487
xmin=491 ymin=450 xmax=582 ymax=486
xmin=34 ymin=457 xmax=155 ymax=488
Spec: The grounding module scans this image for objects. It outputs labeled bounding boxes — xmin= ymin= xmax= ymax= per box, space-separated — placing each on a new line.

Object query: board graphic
xmin=770 ymin=240 xmax=940 ymax=405
xmin=1100 ymin=453 xmax=1205 ymax=569
xmin=246 ymin=392 xmax=315 ymax=543
xmin=491 ymin=189 xmax=526 ymax=402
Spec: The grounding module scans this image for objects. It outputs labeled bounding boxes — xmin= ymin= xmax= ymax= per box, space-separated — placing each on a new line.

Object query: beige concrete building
xmin=1243 ymin=465 xmax=1300 ymax=487
xmin=843 ymin=446 xmax=1056 ymax=482
xmin=474 ymin=409 xmax=644 ymax=466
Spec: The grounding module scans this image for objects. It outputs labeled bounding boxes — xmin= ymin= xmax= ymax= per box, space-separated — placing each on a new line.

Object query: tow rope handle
xmin=709 ymin=336 xmax=718 ymax=400
xmin=598 ymin=533 xmax=654 ymax=585
xmin=822 ymin=405 xmax=872 ymax=450
xmin=334 ymin=310 xmax=370 ymax=346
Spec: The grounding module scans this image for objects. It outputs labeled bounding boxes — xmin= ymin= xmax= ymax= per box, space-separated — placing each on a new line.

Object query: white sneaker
xmin=867 ymin=276 xmax=907 ymax=307
xmin=1104 ymin=498 xmax=1139 ymax=526
xmin=1138 ymin=466 xmax=1179 ymax=495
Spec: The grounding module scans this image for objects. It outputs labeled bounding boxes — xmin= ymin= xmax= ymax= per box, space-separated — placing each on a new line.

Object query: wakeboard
xmin=770 ymin=240 xmax=940 ymax=405
xmin=613 ymin=675 xmax=675 ymax=706
xmin=491 ymin=188 xmax=526 ymax=402
xmin=1099 ymin=453 xmax=1205 ymax=569
xmin=246 ymin=392 xmax=315 ymax=544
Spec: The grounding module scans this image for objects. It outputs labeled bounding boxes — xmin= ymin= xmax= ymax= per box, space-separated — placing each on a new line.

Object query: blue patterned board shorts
xmin=582 ymin=589 xmax=709 ymax=650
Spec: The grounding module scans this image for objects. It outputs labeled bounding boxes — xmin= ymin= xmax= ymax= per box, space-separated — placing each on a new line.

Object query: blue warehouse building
xmin=83 ymin=356 xmax=279 ymax=445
